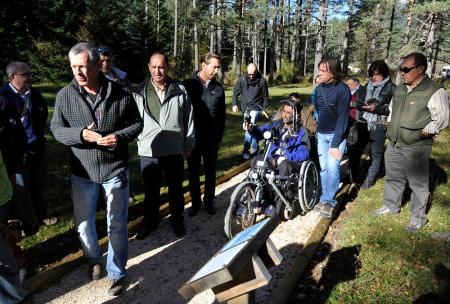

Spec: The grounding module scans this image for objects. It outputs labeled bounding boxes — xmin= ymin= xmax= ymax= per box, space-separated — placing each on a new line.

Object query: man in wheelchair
xmin=243 ymin=100 xmax=309 ymax=176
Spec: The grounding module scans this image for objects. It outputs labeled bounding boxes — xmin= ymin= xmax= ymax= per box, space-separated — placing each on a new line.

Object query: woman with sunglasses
xmin=355 ymin=60 xmax=396 ymax=189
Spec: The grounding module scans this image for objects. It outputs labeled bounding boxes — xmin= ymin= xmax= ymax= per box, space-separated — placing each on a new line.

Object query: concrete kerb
xmin=23 ymin=160 xmax=251 ymax=295
xmin=268 ymin=183 xmax=352 ymax=304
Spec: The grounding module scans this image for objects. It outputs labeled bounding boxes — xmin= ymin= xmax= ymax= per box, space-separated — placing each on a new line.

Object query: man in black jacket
xmin=232 ymin=63 xmax=269 ymax=159
xmin=0 ymin=62 xmax=54 ymax=226
xmin=51 ymin=43 xmax=143 ymax=296
xmin=182 ymin=52 xmax=225 ymax=216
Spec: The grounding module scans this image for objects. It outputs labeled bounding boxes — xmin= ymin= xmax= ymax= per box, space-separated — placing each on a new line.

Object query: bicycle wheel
xmin=224 ymin=181 xmax=257 ymax=239
xmin=298 ymin=160 xmax=319 ymax=212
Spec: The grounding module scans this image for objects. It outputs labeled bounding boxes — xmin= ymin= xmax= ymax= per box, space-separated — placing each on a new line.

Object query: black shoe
xmin=135 ymin=223 xmax=157 ymax=240
xmin=172 ymin=221 xmax=186 ymax=237
xmin=188 ymin=205 xmax=200 ymax=217
xmin=89 ymin=263 xmax=103 ymax=281
xmin=205 ymin=204 xmax=216 ymax=215
xmin=108 ymin=277 xmax=125 ymax=296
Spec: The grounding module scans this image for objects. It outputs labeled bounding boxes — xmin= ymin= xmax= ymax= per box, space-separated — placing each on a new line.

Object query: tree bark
xmin=193 ymin=0 xmax=199 ymax=71
xmin=313 ymin=0 xmax=327 ymax=82
xmin=395 ymin=0 xmax=415 ymax=85
xmin=421 ymin=13 xmax=436 ymax=76
xmin=385 ymin=0 xmax=396 ymax=60
xmin=210 ymin=0 xmax=216 ymax=52
xmin=340 ymin=0 xmax=354 ymax=76
xmin=174 ymin=0 xmax=178 ymax=58
xmin=368 ymin=2 xmax=381 ymax=64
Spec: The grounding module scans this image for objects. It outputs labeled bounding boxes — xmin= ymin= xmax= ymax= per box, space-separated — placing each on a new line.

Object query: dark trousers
xmin=278 ymin=159 xmax=301 ymax=176
xmin=365 ymin=125 xmax=386 ymax=183
xmin=0 ymin=229 xmax=28 ymax=304
xmin=347 ymin=122 xmax=369 ymax=183
xmin=140 ymin=155 xmax=185 ymax=225
xmin=23 ymin=145 xmax=48 ymax=221
xmin=383 ymin=144 xmax=432 ymax=223
xmin=187 ymin=145 xmax=219 ymax=208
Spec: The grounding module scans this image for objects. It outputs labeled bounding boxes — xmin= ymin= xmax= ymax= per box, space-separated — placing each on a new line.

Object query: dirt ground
xmin=29 ymin=169 xmax=324 ymax=304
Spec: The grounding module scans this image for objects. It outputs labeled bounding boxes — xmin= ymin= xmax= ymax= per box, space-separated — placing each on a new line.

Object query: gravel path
xmin=31 ymin=170 xmax=323 ymax=304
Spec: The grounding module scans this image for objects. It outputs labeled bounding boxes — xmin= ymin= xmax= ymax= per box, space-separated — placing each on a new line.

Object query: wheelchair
xmin=224 ymin=127 xmax=320 ymax=239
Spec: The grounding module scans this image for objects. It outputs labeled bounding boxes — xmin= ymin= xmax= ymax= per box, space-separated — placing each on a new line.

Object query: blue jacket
xmin=314 ymin=81 xmax=351 ymax=148
xmin=251 ymin=120 xmax=309 ymax=163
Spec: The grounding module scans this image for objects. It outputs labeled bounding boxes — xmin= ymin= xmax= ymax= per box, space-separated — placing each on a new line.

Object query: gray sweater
xmin=51 ymin=77 xmax=143 ymax=182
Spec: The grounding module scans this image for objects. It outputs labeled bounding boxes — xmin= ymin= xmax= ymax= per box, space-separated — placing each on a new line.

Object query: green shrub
xmin=277 ymin=59 xmax=296 ymax=84
xmin=28 ymin=40 xmax=72 ymax=83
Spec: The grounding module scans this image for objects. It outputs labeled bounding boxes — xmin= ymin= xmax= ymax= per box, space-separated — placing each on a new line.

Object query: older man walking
xmin=51 ymin=43 xmax=143 ymax=295
xmin=134 ymin=52 xmax=195 ymax=239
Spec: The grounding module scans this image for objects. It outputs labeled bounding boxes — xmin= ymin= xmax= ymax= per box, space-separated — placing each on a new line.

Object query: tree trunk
xmin=385 ymin=1 xmax=396 ymax=60
xmin=431 ymin=15 xmax=443 ymax=79
xmin=253 ymin=22 xmax=259 ymax=67
xmin=422 ymin=13 xmax=436 ymax=76
xmin=368 ymin=2 xmax=381 ymax=64
xmin=287 ymin=0 xmax=291 ymax=61
xmin=263 ymin=15 xmax=268 ymax=77
xmin=340 ymin=0 xmax=354 ymax=76
xmin=156 ymin=0 xmax=161 ymax=44
xmin=210 ymin=0 xmax=216 ymax=52
xmin=313 ymin=0 xmax=327 ymax=82
xmin=174 ymin=0 xmax=178 ymax=58
xmin=395 ymin=0 xmax=415 ymax=85
xmin=300 ymin=0 xmax=312 ymax=77
xmin=193 ymin=0 xmax=199 ymax=71
xmin=290 ymin=0 xmax=301 ymax=63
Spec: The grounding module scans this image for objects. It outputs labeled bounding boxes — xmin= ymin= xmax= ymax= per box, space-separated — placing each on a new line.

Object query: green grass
xmin=329 ymin=128 xmax=450 ymax=303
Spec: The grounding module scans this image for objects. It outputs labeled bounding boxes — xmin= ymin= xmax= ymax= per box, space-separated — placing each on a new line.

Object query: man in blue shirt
xmin=313 ymin=57 xmax=351 ymax=218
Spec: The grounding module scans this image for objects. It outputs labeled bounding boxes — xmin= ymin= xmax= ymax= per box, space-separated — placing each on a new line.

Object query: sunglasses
xmin=398 ymin=65 xmax=420 ymax=74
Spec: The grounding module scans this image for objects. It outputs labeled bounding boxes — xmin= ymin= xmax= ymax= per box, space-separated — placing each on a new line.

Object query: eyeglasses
xmin=398 ymin=65 xmax=420 ymax=74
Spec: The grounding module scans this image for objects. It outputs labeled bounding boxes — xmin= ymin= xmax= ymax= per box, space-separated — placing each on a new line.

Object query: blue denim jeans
xmin=317 ymin=132 xmax=347 ymax=207
xmin=243 ymin=110 xmax=260 ymax=155
xmin=71 ymin=170 xmax=129 ymax=279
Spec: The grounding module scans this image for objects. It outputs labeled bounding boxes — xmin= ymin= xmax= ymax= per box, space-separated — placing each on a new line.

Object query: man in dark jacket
xmin=0 ymin=62 xmax=53 ymax=226
xmin=51 ymin=43 xmax=143 ymax=295
xmin=232 ymin=63 xmax=269 ymax=159
xmin=373 ymin=52 xmax=449 ymax=232
xmin=182 ymin=52 xmax=225 ymax=217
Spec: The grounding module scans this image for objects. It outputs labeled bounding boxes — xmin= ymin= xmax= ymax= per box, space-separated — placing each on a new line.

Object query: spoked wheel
xmin=224 ymin=181 xmax=258 ymax=239
xmin=298 ymin=160 xmax=319 ymax=212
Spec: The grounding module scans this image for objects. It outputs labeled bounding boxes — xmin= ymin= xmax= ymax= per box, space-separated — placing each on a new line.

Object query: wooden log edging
xmin=268 ymin=183 xmax=352 ymax=304
xmin=24 ymin=160 xmax=251 ymax=295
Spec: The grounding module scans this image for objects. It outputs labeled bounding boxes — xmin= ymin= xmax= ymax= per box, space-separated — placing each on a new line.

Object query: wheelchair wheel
xmin=224 ymin=181 xmax=257 ymax=239
xmin=298 ymin=160 xmax=319 ymax=212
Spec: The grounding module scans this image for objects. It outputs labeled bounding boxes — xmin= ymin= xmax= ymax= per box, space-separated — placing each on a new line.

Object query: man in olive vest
xmin=373 ymin=53 xmax=449 ymax=232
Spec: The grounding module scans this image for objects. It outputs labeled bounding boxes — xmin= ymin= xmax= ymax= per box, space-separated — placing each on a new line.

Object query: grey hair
xmin=6 ymin=62 xmax=28 ymax=78
xmin=68 ymin=43 xmax=100 ymax=64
